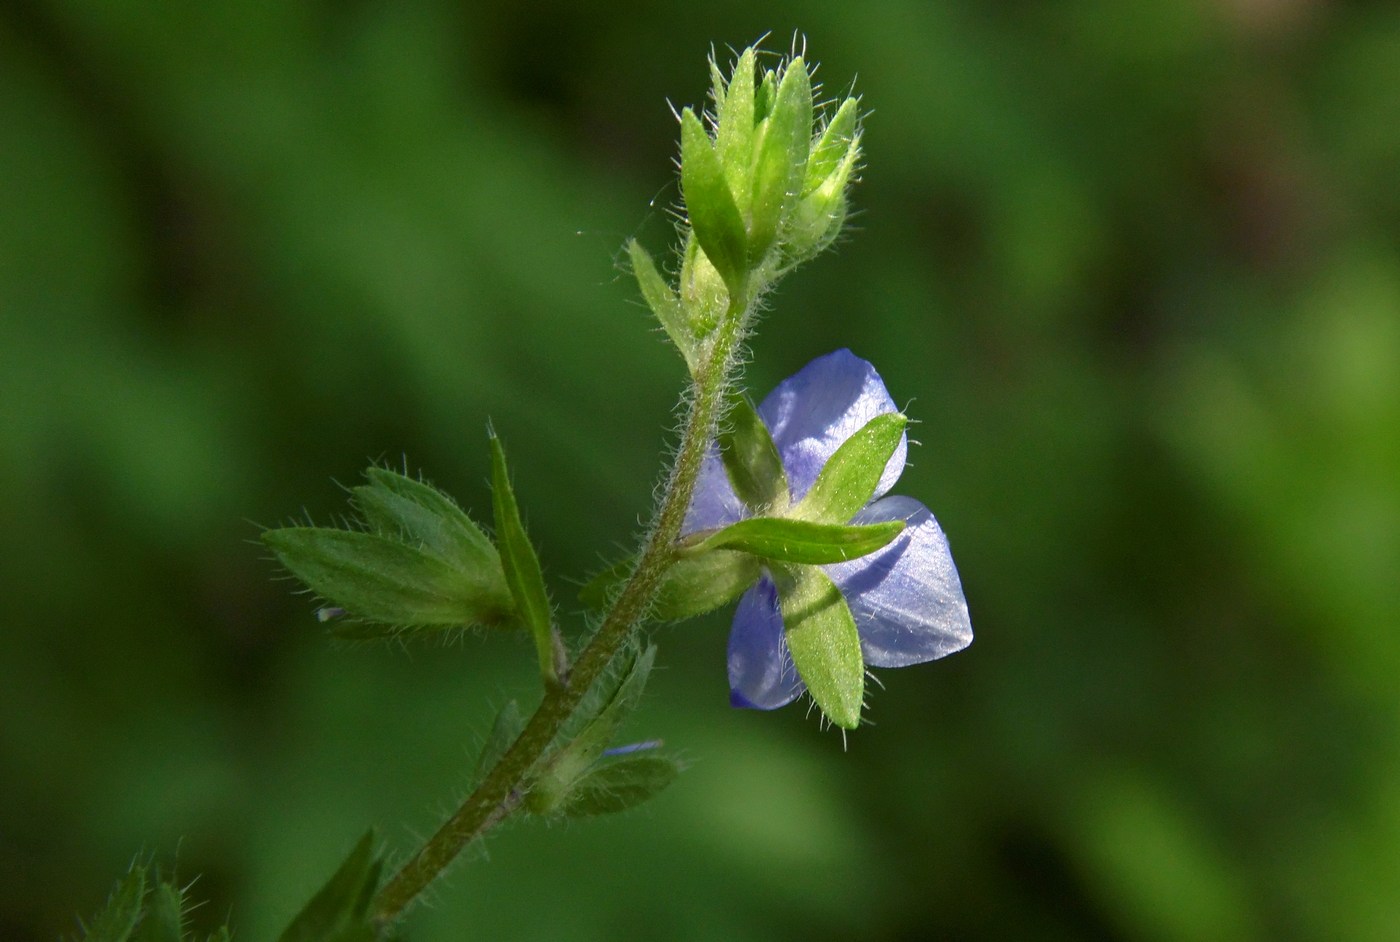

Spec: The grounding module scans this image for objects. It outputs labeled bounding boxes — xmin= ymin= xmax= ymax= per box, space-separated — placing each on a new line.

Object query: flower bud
xmin=786 ymin=97 xmax=862 ymax=262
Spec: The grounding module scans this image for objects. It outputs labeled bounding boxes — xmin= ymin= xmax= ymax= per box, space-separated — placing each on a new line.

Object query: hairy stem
xmin=371 ymin=291 xmax=749 ymax=926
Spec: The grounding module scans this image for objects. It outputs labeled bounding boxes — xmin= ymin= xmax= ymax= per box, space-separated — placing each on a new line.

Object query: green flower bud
xmin=787 ymin=97 xmax=862 ymax=263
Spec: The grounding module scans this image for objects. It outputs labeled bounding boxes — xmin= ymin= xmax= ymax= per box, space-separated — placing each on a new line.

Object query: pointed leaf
xmin=793 ymin=413 xmax=907 ymax=524
xmin=81 ymin=865 xmax=147 ymax=942
xmin=277 ymin=832 xmax=381 ymax=942
xmin=718 ymin=396 xmax=788 ymax=509
xmin=680 ymin=107 xmax=747 ymax=296
xmin=748 ymin=58 xmax=813 ymax=263
xmin=489 ymin=431 xmax=560 ymax=685
xmin=131 ymin=881 xmax=182 ymax=942
xmin=714 ymin=48 xmax=756 ymax=214
xmin=357 ymin=468 xmax=497 ymax=568
xmin=678 ymin=516 xmax=904 ymax=565
xmin=263 ymin=528 xmax=512 ymax=629
xmin=772 ymin=565 xmax=864 ymax=729
xmin=628 ymin=239 xmax=699 ymax=371
xmin=560 ymin=754 xmax=681 ymax=817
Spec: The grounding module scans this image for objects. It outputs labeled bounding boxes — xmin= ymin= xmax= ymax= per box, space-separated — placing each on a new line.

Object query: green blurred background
xmin=3 ymin=1 xmax=1398 ymax=939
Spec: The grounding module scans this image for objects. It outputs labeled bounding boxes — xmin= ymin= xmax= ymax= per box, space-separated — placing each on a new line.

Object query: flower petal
xmin=682 ymin=446 xmax=746 ymax=533
xmin=757 ymin=349 xmax=907 ymax=503
xmin=825 ymin=495 xmax=972 ymax=668
xmin=727 ymin=578 xmax=806 ymax=709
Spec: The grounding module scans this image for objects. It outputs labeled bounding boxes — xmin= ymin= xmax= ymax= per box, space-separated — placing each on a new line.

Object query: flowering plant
xmin=681 ymin=348 xmax=972 ymax=724
xmin=79 ymin=41 xmax=970 ymax=942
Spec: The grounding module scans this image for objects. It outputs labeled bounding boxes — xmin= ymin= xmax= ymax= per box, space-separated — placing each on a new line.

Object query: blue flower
xmin=684 ymin=349 xmax=972 ymax=711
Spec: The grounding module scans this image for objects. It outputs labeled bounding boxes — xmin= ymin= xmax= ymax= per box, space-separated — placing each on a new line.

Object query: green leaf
xmin=579 ymin=550 xmax=759 ymax=621
xmin=277 ymin=832 xmax=381 ymax=942
xmin=473 ymin=699 xmax=524 ymax=784
xmin=263 ymin=528 xmax=513 ymax=629
xmin=793 ymin=412 xmax=907 ymax=524
xmin=489 ymin=430 xmax=560 ymax=685
xmin=131 ymin=881 xmax=182 ymax=942
xmin=628 ymin=239 xmax=698 ymax=371
xmin=680 ymin=107 xmax=748 ymax=297
xmin=678 ymin=516 xmax=905 ymax=565
xmin=804 ymin=97 xmax=860 ymax=195
xmin=718 ymin=396 xmax=788 ymax=509
xmin=714 ymin=47 xmax=756 ymax=215
xmin=81 ymin=865 xmax=147 ymax=942
xmin=356 ymin=467 xmax=497 ymax=569
xmin=772 ymin=565 xmax=865 ymax=729
xmin=559 ymin=754 xmax=681 ymax=817
xmin=749 ymin=57 xmax=813 ymax=264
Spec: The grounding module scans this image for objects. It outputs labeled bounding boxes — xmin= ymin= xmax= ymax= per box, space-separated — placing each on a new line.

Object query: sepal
xmin=557 ymin=753 xmax=681 ymax=817
xmin=747 ymin=57 xmax=813 ymax=265
xmin=680 ymin=107 xmax=748 ymax=299
xmin=528 ymin=645 xmax=657 ymax=814
xmin=354 ymin=468 xmax=496 ymax=569
xmin=792 ymin=412 xmax=906 ymax=524
xmin=80 ymin=861 xmax=234 ymax=942
xmin=754 ymin=68 xmax=778 ymax=123
xmin=677 ymin=516 xmax=905 ymax=565
xmin=557 ymin=644 xmax=654 ymax=766
xmin=580 ymin=549 xmax=760 ymax=621
xmin=677 ymin=235 xmax=728 ymax=336
xmin=131 ymin=881 xmax=182 ymax=942
xmin=718 ymin=395 xmax=788 ymax=509
xmin=80 ymin=865 xmax=145 ymax=942
xmin=789 ymin=96 xmax=862 ymax=261
xmin=263 ymin=528 xmax=512 ymax=631
xmin=263 ymin=467 xmax=513 ymax=637
xmin=771 ymin=565 xmax=865 ymax=729
xmin=712 ymin=47 xmax=756 ymax=216
xmin=803 ymin=97 xmax=860 ymax=196
xmin=276 ymin=831 xmax=382 ymax=942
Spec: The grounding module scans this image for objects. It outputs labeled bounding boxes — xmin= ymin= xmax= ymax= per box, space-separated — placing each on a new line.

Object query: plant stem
xmin=371 ymin=292 xmax=749 ymax=927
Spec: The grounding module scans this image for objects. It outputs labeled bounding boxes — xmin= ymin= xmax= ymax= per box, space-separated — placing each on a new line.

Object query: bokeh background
xmin=3 ymin=1 xmax=1398 ymax=940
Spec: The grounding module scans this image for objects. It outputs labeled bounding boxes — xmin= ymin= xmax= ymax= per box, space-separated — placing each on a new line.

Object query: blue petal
xmin=826 ymin=496 xmax=972 ymax=668
xmin=727 ymin=578 xmax=805 ymax=710
xmin=682 ymin=445 xmax=746 ymax=534
xmin=757 ymin=349 xmax=907 ymax=503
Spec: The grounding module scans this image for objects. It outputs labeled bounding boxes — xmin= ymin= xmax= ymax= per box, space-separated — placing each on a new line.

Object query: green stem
xmin=371 ymin=292 xmax=749 ymax=927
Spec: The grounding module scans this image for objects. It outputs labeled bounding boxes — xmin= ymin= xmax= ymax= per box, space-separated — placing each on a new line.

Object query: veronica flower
xmin=683 ymin=349 xmax=972 ymax=719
